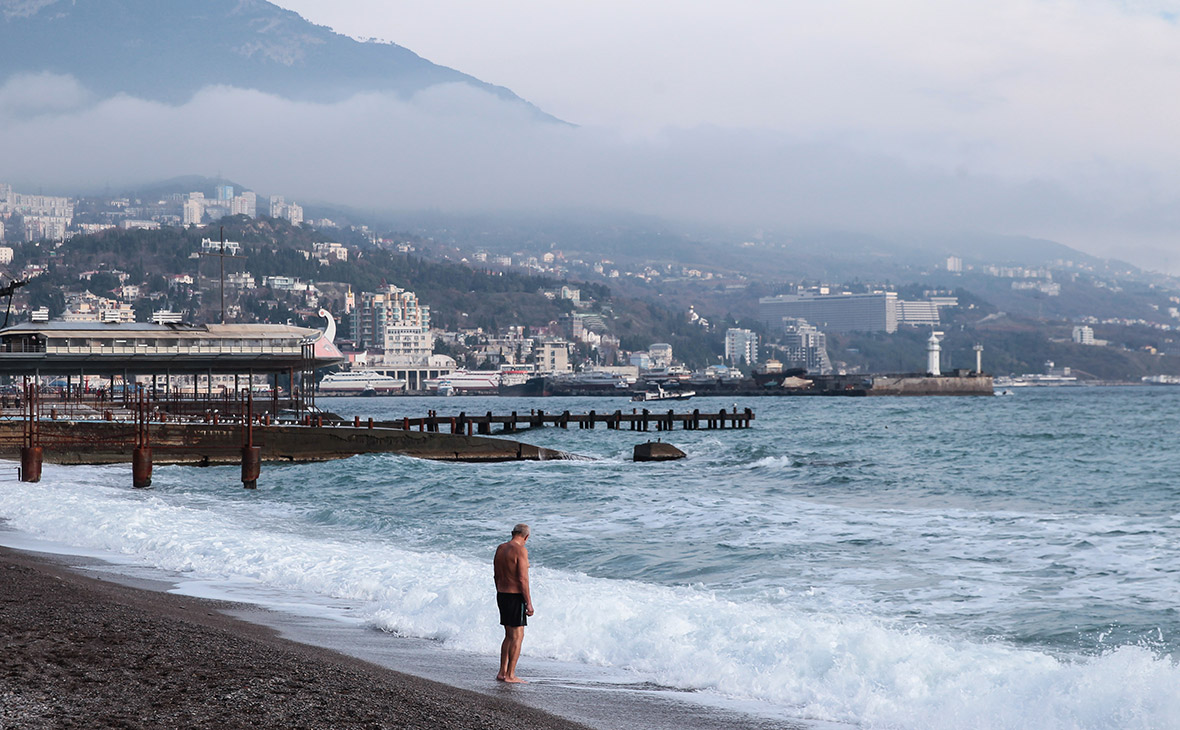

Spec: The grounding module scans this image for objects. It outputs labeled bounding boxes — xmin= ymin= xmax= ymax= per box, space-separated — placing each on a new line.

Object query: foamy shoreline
xmin=0 ymin=541 xmax=802 ymax=730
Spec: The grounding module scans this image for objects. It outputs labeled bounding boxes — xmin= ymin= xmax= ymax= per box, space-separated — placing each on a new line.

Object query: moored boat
xmin=631 ymin=385 xmax=695 ymax=402
xmin=317 ymin=370 xmax=406 ymax=396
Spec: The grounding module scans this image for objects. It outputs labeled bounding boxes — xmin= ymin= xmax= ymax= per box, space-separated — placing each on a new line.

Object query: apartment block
xmin=725 ymin=328 xmax=759 ymax=366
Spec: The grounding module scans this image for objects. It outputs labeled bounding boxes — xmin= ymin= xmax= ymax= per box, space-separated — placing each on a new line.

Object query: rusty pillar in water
xmin=241 ymin=446 xmax=261 ymax=489
xmin=20 ymin=379 xmax=41 ymax=483
xmin=132 ymin=446 xmax=153 ymax=488
xmin=20 ymin=446 xmax=42 ymax=483
xmin=242 ymin=390 xmax=260 ymax=489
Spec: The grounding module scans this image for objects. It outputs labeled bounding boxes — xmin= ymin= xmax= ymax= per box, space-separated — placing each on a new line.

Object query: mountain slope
xmin=0 ymin=0 xmax=548 ymax=114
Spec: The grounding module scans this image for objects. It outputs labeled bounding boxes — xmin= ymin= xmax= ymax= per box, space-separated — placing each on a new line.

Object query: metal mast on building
xmin=199 ymin=226 xmax=243 ymax=324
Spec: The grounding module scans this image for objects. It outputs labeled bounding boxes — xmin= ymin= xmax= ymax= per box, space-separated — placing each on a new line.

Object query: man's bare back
xmin=494 ymin=540 xmax=529 ymax=593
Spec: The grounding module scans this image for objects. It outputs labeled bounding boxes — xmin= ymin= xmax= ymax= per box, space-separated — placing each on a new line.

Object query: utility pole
xmin=199 ymin=226 xmax=244 ymax=324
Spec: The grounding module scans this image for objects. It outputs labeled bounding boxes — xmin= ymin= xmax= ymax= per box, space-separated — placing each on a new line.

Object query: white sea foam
xmin=1 ymin=466 xmax=1179 ymax=730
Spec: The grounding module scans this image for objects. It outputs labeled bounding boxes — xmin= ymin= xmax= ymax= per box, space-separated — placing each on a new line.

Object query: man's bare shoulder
xmin=498 ymin=541 xmax=524 ymax=558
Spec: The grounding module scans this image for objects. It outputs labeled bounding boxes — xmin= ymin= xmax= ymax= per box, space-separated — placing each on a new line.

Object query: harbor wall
xmin=867 ymin=374 xmax=994 ymax=396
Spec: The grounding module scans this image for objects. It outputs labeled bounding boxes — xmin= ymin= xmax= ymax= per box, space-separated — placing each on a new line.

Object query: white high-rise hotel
xmin=725 ymin=328 xmax=759 ymax=366
xmin=350 ymin=284 xmax=432 ymax=359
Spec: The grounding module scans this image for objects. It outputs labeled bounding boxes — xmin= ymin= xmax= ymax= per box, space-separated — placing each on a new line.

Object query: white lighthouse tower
xmin=926 ymin=331 xmax=943 ymax=376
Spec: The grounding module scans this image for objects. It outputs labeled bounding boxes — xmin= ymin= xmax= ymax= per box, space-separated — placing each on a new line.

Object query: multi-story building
xmin=311 ymin=242 xmax=348 ymax=263
xmin=262 ymin=275 xmax=303 ymax=292
xmin=1073 ymin=325 xmax=1095 ymax=345
xmin=201 ymin=238 xmax=242 ymax=256
xmin=896 ymin=300 xmax=941 ymax=327
xmin=535 ymin=340 xmax=572 ymax=373
xmin=725 ymin=328 xmax=759 ymax=366
xmin=225 ymin=272 xmax=256 ymax=289
xmin=649 ymin=343 xmax=673 ymax=368
xmin=269 ymin=196 xmax=304 ymax=226
xmin=22 ymin=215 xmax=70 ymax=241
xmin=350 ymin=284 xmax=431 ymax=360
xmin=777 ymin=318 xmax=831 ymax=374
xmin=6 ymin=183 xmax=77 ymax=242
xmin=0 ymin=185 xmax=73 ymax=221
xmin=231 ymin=191 xmax=257 ymax=217
xmin=558 ymin=313 xmax=585 ymax=342
xmin=0 ymin=246 xmax=12 ymax=264
xmin=183 ymin=193 xmax=205 ymax=226
xmin=759 ymin=291 xmax=899 ymax=333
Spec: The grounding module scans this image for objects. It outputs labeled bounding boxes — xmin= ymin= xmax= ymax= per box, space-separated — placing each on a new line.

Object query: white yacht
xmin=317 ymin=370 xmax=406 ymax=396
xmin=424 ymin=370 xmax=501 ymax=395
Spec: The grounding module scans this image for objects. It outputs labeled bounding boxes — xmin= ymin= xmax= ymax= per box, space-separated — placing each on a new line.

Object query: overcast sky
xmin=269 ymin=0 xmax=1180 ymax=271
xmin=4 ymin=1 xmax=1180 ymax=271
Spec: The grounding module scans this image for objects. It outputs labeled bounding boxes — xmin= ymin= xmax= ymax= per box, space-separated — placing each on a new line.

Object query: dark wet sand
xmin=0 ymin=545 xmax=591 ymax=730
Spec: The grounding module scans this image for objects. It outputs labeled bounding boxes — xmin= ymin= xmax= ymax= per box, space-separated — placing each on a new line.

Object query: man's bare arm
xmin=519 ymin=549 xmax=534 ymax=615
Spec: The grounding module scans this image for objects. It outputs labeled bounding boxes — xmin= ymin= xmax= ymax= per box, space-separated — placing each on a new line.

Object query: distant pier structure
xmin=0 ymin=316 xmax=344 ymax=418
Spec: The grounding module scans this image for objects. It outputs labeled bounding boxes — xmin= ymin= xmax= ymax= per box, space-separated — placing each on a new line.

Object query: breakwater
xmin=0 ymin=419 xmax=578 ymax=468
xmin=504 ymin=372 xmax=993 ymax=397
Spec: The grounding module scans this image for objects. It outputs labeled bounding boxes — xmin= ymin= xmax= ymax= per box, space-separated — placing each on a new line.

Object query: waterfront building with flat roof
xmin=0 ymin=320 xmax=343 ymax=376
xmin=759 ymin=292 xmax=898 ymax=333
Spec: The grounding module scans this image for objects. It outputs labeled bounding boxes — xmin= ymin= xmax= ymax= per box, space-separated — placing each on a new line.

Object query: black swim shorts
xmin=497 ymin=591 xmax=527 ymax=627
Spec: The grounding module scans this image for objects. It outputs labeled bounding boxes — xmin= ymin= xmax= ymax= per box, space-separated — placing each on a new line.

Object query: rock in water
xmin=633 ymin=441 xmax=686 ymax=462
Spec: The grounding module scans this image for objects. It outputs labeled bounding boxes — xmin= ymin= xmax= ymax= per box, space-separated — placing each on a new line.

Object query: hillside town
xmin=2 ymin=179 xmax=1180 ymax=389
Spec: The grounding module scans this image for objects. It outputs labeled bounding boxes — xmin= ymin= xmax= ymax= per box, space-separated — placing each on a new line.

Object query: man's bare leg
xmin=497 ymin=626 xmax=527 ymax=683
xmin=497 ymin=628 xmax=513 ymax=681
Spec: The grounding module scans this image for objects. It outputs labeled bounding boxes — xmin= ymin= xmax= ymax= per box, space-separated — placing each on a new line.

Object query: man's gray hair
xmin=512 ymin=523 xmax=530 ymax=537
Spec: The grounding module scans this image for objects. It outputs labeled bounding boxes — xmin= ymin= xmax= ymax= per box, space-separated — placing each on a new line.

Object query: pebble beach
xmin=0 ymin=546 xmax=590 ymax=730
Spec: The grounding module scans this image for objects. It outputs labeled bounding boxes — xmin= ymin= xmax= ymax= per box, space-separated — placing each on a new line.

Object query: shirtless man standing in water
xmin=494 ymin=523 xmax=534 ymax=682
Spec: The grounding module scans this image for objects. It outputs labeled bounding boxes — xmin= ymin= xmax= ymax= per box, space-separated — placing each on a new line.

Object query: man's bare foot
xmin=503 ymin=676 xmax=528 ymax=683
xmin=496 ymin=674 xmax=507 ymax=681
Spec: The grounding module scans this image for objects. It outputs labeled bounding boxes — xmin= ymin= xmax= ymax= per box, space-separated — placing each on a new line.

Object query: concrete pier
xmin=0 ymin=420 xmax=582 ymax=466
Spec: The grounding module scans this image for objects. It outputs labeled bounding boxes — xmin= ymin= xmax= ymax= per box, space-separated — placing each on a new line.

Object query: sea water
xmin=1 ymin=387 xmax=1178 ymax=729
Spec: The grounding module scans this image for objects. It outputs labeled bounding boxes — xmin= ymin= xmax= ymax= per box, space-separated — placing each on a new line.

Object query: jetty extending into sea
xmin=0 ymin=382 xmax=752 ymax=487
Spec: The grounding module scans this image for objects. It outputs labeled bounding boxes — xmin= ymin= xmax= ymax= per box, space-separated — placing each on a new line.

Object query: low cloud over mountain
xmin=1 ymin=0 xmax=1178 ymax=272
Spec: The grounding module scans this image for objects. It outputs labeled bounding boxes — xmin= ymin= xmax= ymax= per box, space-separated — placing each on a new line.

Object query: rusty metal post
xmin=132 ymin=388 xmax=152 ymax=488
xmin=20 ymin=379 xmax=42 ymax=483
xmin=242 ymin=390 xmax=261 ymax=489
xmin=241 ymin=446 xmax=261 ymax=489
xmin=20 ymin=447 xmax=42 ymax=483
xmin=132 ymin=446 xmax=152 ymax=488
